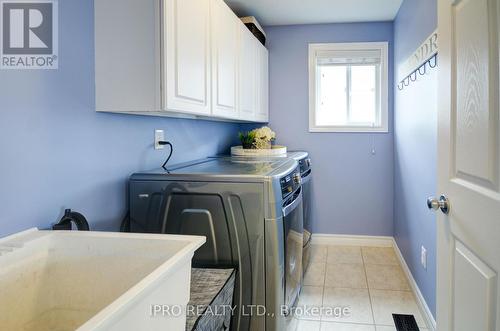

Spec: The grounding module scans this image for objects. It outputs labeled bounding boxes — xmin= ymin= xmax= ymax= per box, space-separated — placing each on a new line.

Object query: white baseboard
xmin=311 ymin=233 xmax=436 ymax=330
xmin=311 ymin=233 xmax=394 ymax=247
xmin=392 ymin=238 xmax=436 ymax=331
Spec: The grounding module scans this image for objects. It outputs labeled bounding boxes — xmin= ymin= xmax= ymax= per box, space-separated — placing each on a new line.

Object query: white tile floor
xmin=287 ymin=245 xmax=428 ymax=331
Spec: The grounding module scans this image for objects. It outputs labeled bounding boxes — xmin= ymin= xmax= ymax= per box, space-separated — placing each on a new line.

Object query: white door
xmin=256 ymin=44 xmax=269 ymax=122
xmin=163 ymin=0 xmax=211 ymax=115
xmin=238 ymin=25 xmax=258 ymax=121
xmin=436 ymin=0 xmax=500 ymax=330
xmin=211 ymin=0 xmax=239 ymax=119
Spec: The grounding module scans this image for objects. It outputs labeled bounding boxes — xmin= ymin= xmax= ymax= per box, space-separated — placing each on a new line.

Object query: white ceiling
xmin=224 ymin=0 xmax=403 ymax=26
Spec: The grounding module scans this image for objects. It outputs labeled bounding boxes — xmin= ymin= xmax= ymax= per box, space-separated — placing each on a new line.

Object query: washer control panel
xmin=298 ymin=157 xmax=311 ymax=175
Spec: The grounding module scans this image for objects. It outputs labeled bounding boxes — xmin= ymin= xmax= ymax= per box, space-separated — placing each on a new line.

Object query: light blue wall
xmin=0 ymin=0 xmax=240 ymax=237
xmin=394 ymin=0 xmax=438 ymax=317
xmin=265 ymin=22 xmax=394 ymax=235
xmin=0 ymin=3 xmax=438 ymax=319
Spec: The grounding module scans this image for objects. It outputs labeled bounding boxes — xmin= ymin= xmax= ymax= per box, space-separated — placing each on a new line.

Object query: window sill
xmin=309 ymin=126 xmax=389 ymax=133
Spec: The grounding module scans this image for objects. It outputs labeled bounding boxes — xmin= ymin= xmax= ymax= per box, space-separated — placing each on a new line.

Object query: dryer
xmin=211 ymin=152 xmax=313 ymax=275
xmin=287 ymin=152 xmax=312 ymax=276
xmin=128 ymin=157 xmax=303 ymax=331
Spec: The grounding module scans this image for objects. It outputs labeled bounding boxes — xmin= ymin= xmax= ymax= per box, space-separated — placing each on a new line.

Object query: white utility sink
xmin=0 ymin=229 xmax=205 ymax=331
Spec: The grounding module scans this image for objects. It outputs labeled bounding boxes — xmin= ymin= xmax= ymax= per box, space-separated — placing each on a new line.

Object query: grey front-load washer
xmin=128 ymin=157 xmax=303 ymax=331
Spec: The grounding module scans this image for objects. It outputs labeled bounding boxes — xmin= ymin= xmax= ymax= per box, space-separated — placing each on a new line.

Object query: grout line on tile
xmin=361 ymin=248 xmax=376 ymax=325
xmin=323 ymin=285 xmax=379 ymax=291
xmin=321 ymin=245 xmax=327 ymax=305
xmin=324 ymin=321 xmax=377 ymax=326
xmin=321 ymin=321 xmax=378 ymax=328
xmin=320 ymin=245 xmax=328 ymax=321
xmin=367 ymin=288 xmax=414 ymax=293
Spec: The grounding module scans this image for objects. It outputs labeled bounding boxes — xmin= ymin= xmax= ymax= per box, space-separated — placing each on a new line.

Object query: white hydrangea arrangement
xmin=253 ymin=126 xmax=276 ymax=149
xmin=239 ymin=126 xmax=276 ymax=149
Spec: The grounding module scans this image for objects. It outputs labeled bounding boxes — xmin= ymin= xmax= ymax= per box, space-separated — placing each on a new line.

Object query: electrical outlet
xmin=421 ymin=246 xmax=427 ymax=270
xmin=154 ymin=130 xmax=165 ymax=150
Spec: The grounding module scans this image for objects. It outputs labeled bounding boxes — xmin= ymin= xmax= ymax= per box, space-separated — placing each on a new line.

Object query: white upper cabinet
xmin=211 ymin=0 xmax=239 ymax=119
xmin=256 ymin=44 xmax=269 ymax=122
xmin=95 ymin=0 xmax=268 ymax=123
xmin=238 ymin=24 xmax=258 ymax=121
xmin=163 ymin=0 xmax=211 ymax=115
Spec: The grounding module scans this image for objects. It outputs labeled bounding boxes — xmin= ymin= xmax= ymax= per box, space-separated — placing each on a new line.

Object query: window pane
xmin=316 ymin=65 xmax=347 ymax=126
xmin=349 ymin=65 xmax=377 ymax=125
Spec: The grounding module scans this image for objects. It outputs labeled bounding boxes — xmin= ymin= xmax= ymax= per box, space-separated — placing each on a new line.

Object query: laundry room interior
xmin=1 ymin=0 xmax=499 ymax=330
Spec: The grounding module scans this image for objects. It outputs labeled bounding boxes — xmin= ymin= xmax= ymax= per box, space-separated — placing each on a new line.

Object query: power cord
xmin=158 ymin=141 xmax=173 ymax=172
xmin=120 ymin=210 xmax=130 ymax=232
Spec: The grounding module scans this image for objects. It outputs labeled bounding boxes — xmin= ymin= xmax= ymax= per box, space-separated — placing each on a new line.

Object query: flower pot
xmin=254 ymin=139 xmax=272 ymax=150
xmin=242 ymin=142 xmax=255 ymax=149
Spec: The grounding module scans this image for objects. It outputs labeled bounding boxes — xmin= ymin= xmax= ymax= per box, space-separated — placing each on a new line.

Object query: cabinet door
xmin=238 ymin=25 xmax=258 ymax=121
xmin=211 ymin=0 xmax=239 ymax=119
xmin=256 ymin=44 xmax=269 ymax=122
xmin=163 ymin=0 xmax=211 ymax=115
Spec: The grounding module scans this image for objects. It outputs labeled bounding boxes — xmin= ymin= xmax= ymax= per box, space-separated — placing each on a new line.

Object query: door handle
xmin=427 ymin=195 xmax=450 ymax=214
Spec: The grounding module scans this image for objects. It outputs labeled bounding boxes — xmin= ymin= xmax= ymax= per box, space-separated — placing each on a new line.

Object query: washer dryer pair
xmin=128 ymin=157 xmax=303 ymax=331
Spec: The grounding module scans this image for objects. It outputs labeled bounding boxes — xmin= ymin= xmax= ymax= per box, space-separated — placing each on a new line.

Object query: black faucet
xmin=52 ymin=209 xmax=90 ymax=231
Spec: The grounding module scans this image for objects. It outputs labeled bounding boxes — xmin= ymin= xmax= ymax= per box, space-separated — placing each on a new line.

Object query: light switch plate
xmin=154 ymin=130 xmax=165 ymax=150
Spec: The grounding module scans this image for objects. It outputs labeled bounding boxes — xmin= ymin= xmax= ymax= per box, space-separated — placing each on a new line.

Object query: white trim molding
xmin=392 ymin=238 xmax=437 ymax=331
xmin=311 ymin=233 xmax=436 ymax=330
xmin=311 ymin=233 xmax=394 ymax=247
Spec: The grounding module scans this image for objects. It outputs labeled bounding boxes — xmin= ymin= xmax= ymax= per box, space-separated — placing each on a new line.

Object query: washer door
xmin=129 ymin=180 xmax=266 ymax=331
xmin=301 ymin=170 xmax=313 ymax=274
xmin=283 ymin=188 xmax=304 ymax=308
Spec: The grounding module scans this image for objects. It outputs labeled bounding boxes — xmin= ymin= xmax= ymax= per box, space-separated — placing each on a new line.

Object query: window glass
xmin=350 ymin=65 xmax=377 ymax=125
xmin=317 ymin=65 xmax=347 ymax=126
xmin=316 ymin=64 xmax=378 ymax=127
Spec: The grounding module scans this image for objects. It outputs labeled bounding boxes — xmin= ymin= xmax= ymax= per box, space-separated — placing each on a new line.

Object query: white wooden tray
xmin=231 ymin=145 xmax=287 ymax=156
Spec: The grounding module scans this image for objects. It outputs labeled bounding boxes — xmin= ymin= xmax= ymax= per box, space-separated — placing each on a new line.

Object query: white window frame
xmin=308 ymin=42 xmax=389 ymax=133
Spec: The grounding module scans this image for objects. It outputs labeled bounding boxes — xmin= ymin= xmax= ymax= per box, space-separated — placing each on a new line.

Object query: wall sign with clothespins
xmin=397 ymin=30 xmax=438 ymax=91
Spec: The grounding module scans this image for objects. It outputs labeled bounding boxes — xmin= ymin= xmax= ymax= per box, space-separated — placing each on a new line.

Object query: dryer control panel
xmin=280 ymin=167 xmax=301 ymax=198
